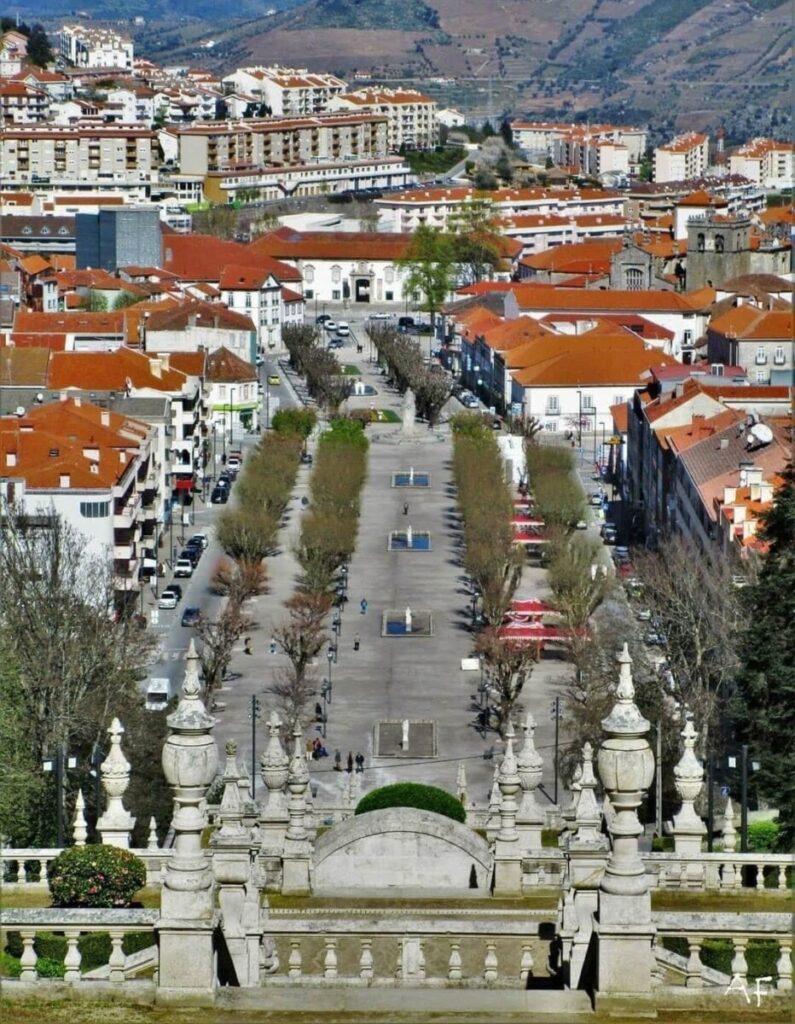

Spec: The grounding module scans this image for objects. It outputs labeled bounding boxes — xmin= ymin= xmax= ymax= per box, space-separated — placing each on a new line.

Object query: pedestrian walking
xmin=403 ymin=502 xmax=409 ymax=515
xmin=334 ymin=749 xmax=342 ymax=771
xmin=346 ymin=751 xmax=353 ymax=774
xmin=305 ymin=738 xmax=314 ymax=763
xmin=243 ymin=636 xmax=252 ymax=655
xmin=269 ymin=637 xmax=277 ymax=654
xmin=353 ymin=633 xmax=360 ymax=652
xmin=315 ymin=702 xmax=323 ymax=722
xmin=360 ymin=597 xmax=368 ymax=615
xmin=355 ymin=753 xmax=364 ymax=774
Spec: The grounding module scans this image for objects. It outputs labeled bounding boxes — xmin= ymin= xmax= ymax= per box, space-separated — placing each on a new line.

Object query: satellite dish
xmin=750 ymin=423 xmax=773 ymax=446
xmin=15 ymin=406 xmax=25 ymax=416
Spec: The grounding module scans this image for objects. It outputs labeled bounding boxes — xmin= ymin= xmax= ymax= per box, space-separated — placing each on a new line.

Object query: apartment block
xmin=0 ymin=124 xmax=156 ymax=185
xmin=222 ymin=66 xmax=347 ymax=117
xmin=653 ymin=133 xmax=710 ymax=183
xmin=729 ymin=138 xmax=794 ymax=190
xmin=330 ymin=88 xmax=438 ymax=151
xmin=174 ymin=113 xmax=389 ymax=176
xmin=58 ymin=24 xmax=134 ymax=70
xmin=0 ymin=80 xmax=50 ymax=123
xmin=511 ymin=121 xmax=647 ymax=173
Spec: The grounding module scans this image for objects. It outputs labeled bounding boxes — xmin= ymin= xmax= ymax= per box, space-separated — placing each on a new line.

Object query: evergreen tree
xmin=27 ymin=24 xmax=53 ymax=68
xmin=732 ymin=464 xmax=795 ymax=851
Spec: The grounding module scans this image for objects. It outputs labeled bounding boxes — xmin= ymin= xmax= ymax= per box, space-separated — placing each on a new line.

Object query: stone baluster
xmin=417 ymin=939 xmax=426 ymax=981
xmin=15 ymin=859 xmax=25 ymax=884
xmin=147 ymin=817 xmax=159 ymax=850
xmin=287 ymin=940 xmax=302 ymax=979
xmin=456 ymin=762 xmax=468 ymax=809
xmin=650 ymin=935 xmax=664 ymax=989
xmin=216 ymin=739 xmax=247 ymax=839
xmin=731 ymin=938 xmax=748 ymax=984
xmin=63 ymin=930 xmax=82 ymax=983
xmin=484 ymin=942 xmax=498 ymax=982
xmin=97 ymin=718 xmax=136 ymax=849
xmin=720 ymin=857 xmax=737 ymax=889
xmin=72 ymin=790 xmax=88 ymax=846
xmin=108 ymin=930 xmax=126 ymax=984
xmin=158 ymin=639 xmax=219 ymax=995
xmin=685 ymin=938 xmax=703 ymax=988
xmin=672 ymin=715 xmax=706 ymax=864
xmin=516 ymin=713 xmax=544 ymax=853
xmin=756 ymin=863 xmax=767 ymax=891
xmin=281 ymin=725 xmax=312 ymax=894
xmin=448 ymin=942 xmax=463 ymax=981
xmin=493 ymin=720 xmax=523 ymax=896
xmin=777 ymin=864 xmax=788 ymax=891
xmin=395 ymin=939 xmax=403 ymax=980
xmin=323 ymin=937 xmax=338 ymax=979
xmin=359 ymin=938 xmax=374 ymax=981
xmin=519 ymin=943 xmax=533 ymax=983
xmin=595 ymin=644 xmax=656 ymax=997
xmin=259 ymin=711 xmax=290 ymax=857
xmin=721 ymin=796 xmax=737 ymax=851
xmin=776 ymin=941 xmax=792 ymax=991
xmin=19 ymin=931 xmax=38 ymax=981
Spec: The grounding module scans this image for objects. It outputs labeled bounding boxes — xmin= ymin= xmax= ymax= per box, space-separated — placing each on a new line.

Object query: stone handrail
xmin=652 ymin=911 xmax=793 ymax=992
xmin=0 ymin=908 xmax=159 ymax=986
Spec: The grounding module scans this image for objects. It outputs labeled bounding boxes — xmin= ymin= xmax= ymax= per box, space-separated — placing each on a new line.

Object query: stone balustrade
xmin=1 ymin=848 xmax=171 ymax=889
xmin=644 ymin=852 xmax=793 ymax=891
xmin=0 ymin=908 xmax=159 ymax=987
xmin=257 ymin=909 xmax=552 ymax=987
xmin=652 ymin=912 xmax=792 ymax=992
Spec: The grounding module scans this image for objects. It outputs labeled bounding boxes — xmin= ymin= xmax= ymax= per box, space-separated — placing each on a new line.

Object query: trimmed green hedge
xmin=355 ymin=782 xmax=466 ymax=823
xmin=662 ymin=937 xmax=781 ymax=980
xmin=4 ymin=930 xmax=153 ymax=976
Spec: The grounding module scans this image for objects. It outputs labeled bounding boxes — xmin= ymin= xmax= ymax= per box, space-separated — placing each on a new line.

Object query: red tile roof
xmin=508 ymin=332 xmax=678 ymax=387
xmin=162 ymin=234 xmax=300 ymax=284
xmin=47 ymin=347 xmax=191 ymax=393
xmin=206 ymin=346 xmax=257 ymax=383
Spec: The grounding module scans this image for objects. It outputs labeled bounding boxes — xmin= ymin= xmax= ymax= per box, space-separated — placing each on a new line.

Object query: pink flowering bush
xmin=48 ymin=845 xmax=146 ymax=907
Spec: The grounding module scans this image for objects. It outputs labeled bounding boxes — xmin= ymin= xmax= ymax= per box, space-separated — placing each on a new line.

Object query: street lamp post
xmin=326 ymin=647 xmax=334 ymax=686
xmin=551 ymin=697 xmax=561 ymax=806
xmin=576 ymin=389 xmax=583 ymax=449
xmin=43 ymin=745 xmax=78 ymax=847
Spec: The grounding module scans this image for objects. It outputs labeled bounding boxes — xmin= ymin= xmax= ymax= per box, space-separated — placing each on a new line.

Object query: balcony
xmin=113 ymin=494 xmax=142 ymax=529
xmin=755 ymin=354 xmax=768 ymax=365
xmin=773 ymin=353 xmax=786 ymax=365
xmin=113 ymin=541 xmax=135 ymax=561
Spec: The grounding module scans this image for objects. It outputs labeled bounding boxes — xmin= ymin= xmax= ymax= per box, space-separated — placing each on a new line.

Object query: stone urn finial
xmin=571 ymin=742 xmax=607 ymax=848
xmin=497 ymin=720 xmax=521 ymax=842
xmin=72 ymin=790 xmax=88 ymax=846
xmin=672 ymin=713 xmax=706 ymax=852
xmin=722 ymin=796 xmax=737 ymax=852
xmin=97 ymin=717 xmax=135 ymax=848
xmin=516 ymin=713 xmax=543 ymax=795
xmin=260 ymin=711 xmax=289 ymax=796
xmin=597 ymin=644 xmax=654 ymax=898
xmin=285 ymin=725 xmax=309 ymax=842
xmin=217 ymin=736 xmax=246 ymax=837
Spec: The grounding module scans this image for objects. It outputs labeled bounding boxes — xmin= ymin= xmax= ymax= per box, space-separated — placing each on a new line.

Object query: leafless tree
xmin=195 ymin=603 xmax=250 ymax=702
xmin=266 ymin=663 xmax=318 ymax=733
xmin=475 ymin=628 xmax=537 ymax=737
xmin=273 ymin=592 xmax=331 ymax=682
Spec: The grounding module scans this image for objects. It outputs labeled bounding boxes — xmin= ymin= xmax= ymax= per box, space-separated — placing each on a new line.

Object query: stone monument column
xmin=493 ymin=720 xmax=523 ymax=896
xmin=158 ymin=640 xmax=219 ymax=998
xmin=212 ymin=740 xmax=261 ymax=987
xmin=97 ymin=718 xmax=136 ymax=849
xmin=515 ymin=713 xmax=544 ymax=854
xmin=281 ymin=725 xmax=313 ymax=894
xmin=595 ymin=643 xmax=656 ymax=1001
xmin=259 ymin=711 xmax=290 ymax=871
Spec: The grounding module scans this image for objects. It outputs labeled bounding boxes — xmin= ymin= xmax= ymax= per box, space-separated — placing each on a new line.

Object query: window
xmin=385 ymin=290 xmax=393 ymax=301
xmin=545 ymin=396 xmax=559 ymax=415
xmin=697 ymin=233 xmax=705 ymax=253
xmin=625 ymin=268 xmax=643 ymax=291
xmin=613 ymin=395 xmax=624 ymax=408
xmin=544 ymin=420 xmax=557 ymax=432
xmin=80 ymin=500 xmax=110 ymax=518
xmin=755 ymin=369 xmax=767 ymax=383
xmin=774 ymin=346 xmax=785 ymax=364
xmin=331 ymin=264 xmax=342 ymax=283
xmin=715 ymin=234 xmax=724 ymax=254
xmin=304 ymin=289 xmax=313 ymax=299
xmin=303 ymin=265 xmax=315 ymax=284
xmin=683 ymin=330 xmax=692 ymax=345
xmin=384 ymin=266 xmax=395 ymax=284
xmin=332 ymin=290 xmax=341 ymax=300
xmin=755 ymin=345 xmax=766 ymax=364
xmin=582 ymin=394 xmax=595 ymax=412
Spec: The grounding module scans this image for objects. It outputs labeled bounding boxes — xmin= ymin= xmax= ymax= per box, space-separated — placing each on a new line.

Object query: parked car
xmin=589 ymin=491 xmax=604 ymax=506
xmin=397 ymin=316 xmax=415 ymax=329
xmin=324 ymin=320 xmax=338 ymax=333
xmin=180 ymin=547 xmax=200 ymax=568
xmin=158 ymin=585 xmax=182 ymax=609
xmin=189 ymin=532 xmax=209 ymax=551
xmin=645 ymin=631 xmax=667 ymax=647
xmin=316 ymin=313 xmax=332 ymax=324
xmin=181 ymin=606 xmax=201 ymax=627
xmin=226 ymin=454 xmax=242 ymax=471
xmin=636 ymin=608 xmax=652 ymax=621
xmin=301 ymin=451 xmax=313 ymax=465
xmin=327 ymin=338 xmax=344 ymax=349
xmin=174 ymin=558 xmax=194 ymax=578
xmin=369 ymin=311 xmax=391 ymax=320
xmin=211 ymin=485 xmax=229 ymax=504
xmin=602 ymin=527 xmax=617 ymax=545
xmin=336 ymin=321 xmax=350 ymax=337
xmin=575 ymin=519 xmax=588 ymax=530
xmin=255 ymin=354 xmax=265 ymax=366
xmin=267 ymin=374 xmax=281 ymax=386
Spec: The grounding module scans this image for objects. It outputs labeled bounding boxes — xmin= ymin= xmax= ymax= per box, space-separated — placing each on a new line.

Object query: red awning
xmin=513 ymin=533 xmax=547 ymax=545
xmin=511 ymin=599 xmax=556 ymax=614
xmin=174 ymin=477 xmax=194 ymax=491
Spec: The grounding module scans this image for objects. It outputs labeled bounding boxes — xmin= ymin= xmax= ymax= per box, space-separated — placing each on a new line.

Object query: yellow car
xmin=267 ymin=374 xmax=281 ymax=386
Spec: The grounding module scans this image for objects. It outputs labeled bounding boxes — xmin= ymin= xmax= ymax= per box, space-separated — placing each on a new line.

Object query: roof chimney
xmin=6 ymin=451 xmax=16 ymax=467
xmin=149 ymin=356 xmax=162 ymax=378
xmin=59 ymin=473 xmax=70 ymax=488
xmin=100 ymin=409 xmax=110 ymax=427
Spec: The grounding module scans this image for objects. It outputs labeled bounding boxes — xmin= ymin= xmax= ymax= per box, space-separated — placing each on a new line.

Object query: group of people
xmin=334 ymin=750 xmax=365 ymax=773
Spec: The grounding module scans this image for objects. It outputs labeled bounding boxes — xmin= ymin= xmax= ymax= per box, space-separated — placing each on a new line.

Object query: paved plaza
xmin=215 ymin=344 xmax=571 ymax=809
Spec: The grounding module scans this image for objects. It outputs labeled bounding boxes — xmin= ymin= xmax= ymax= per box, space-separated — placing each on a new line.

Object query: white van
xmin=145 ymin=678 xmax=170 ymax=711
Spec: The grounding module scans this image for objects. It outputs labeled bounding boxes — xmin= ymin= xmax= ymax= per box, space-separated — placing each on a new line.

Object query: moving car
xmin=181 ymin=606 xmax=201 ymax=627
xmin=145 ymin=678 xmax=170 ymax=712
xmin=174 ymin=558 xmax=194 ymax=578
xmin=589 ymin=491 xmax=604 ymax=506
xmin=158 ymin=585 xmax=182 ymax=609
xmin=602 ymin=526 xmax=617 ymax=544
xmin=267 ymin=374 xmax=281 ymax=386
xmin=336 ymin=321 xmax=350 ymax=337
xmin=179 ymin=547 xmax=200 ymax=568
